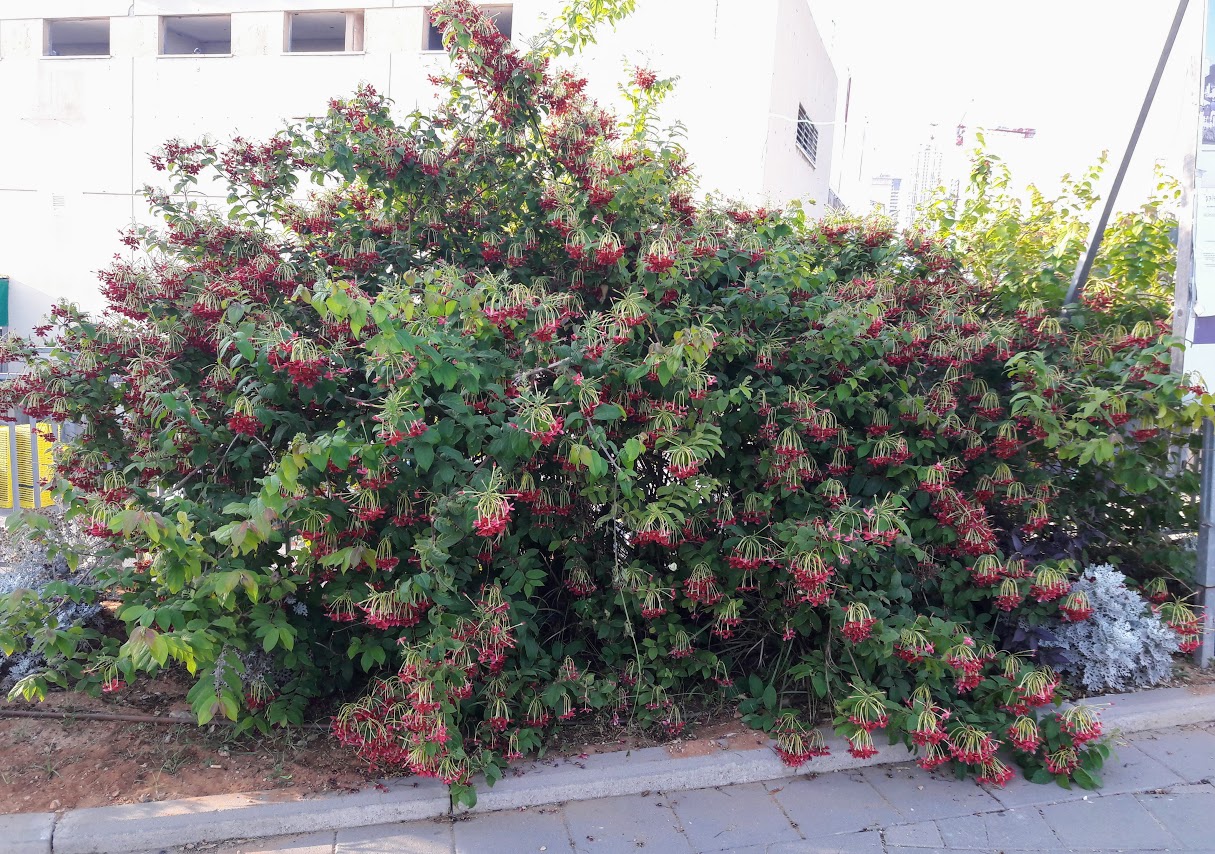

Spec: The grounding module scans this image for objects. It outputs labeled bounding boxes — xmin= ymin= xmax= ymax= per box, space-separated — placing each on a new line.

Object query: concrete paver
xmin=667 ymin=783 xmax=802 ymax=852
xmin=1129 ymin=726 xmax=1215 ymax=783
xmin=1040 ymin=792 xmax=1182 ymax=850
xmin=766 ymin=831 xmax=884 ymax=853
xmin=1135 ymin=790 xmax=1215 ymax=849
xmin=937 ymin=808 xmax=1061 ymax=850
xmin=858 ymin=764 xmax=1002 ymax=820
xmin=563 ymin=792 xmax=692 ymax=853
xmin=988 ymin=770 xmax=1093 ymax=810
xmin=880 ymin=820 xmax=942 ymax=848
xmin=452 ymin=806 xmax=572 ymax=854
xmin=337 ymin=819 xmax=452 ymax=853
xmin=222 ymin=832 xmax=337 ymax=854
xmin=766 ymin=770 xmax=901 ymax=837
xmin=1090 ymin=740 xmax=1185 ymax=795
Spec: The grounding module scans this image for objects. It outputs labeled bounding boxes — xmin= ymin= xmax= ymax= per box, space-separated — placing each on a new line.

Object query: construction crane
xmin=955 ymin=124 xmax=1037 ymax=146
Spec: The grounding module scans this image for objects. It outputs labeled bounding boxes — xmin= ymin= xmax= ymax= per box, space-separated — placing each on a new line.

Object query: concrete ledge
xmin=36 ymin=683 xmax=1215 ymax=854
xmin=51 ymin=777 xmax=449 ymax=854
xmin=466 ymin=732 xmax=914 ymax=814
xmin=1097 ymin=684 xmax=1215 ymax=732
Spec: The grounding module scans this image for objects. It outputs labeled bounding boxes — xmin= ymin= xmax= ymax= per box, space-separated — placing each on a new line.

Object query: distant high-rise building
xmin=870 ymin=174 xmax=903 ymax=222
xmin=907 ymin=137 xmax=945 ymax=224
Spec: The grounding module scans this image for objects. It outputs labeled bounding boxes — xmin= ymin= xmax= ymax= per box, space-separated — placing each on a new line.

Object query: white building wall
xmin=0 ymin=1 xmax=836 ymax=335
xmin=551 ymin=0 xmax=784 ymax=207
xmin=761 ymin=0 xmax=837 ymax=208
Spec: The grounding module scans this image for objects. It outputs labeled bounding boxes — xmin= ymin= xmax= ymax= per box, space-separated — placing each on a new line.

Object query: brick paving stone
xmin=766 ymin=770 xmax=901 ymax=837
xmin=1130 ymin=727 xmax=1215 ymax=783
xmin=563 ymin=792 xmax=692 ymax=853
xmin=210 ymin=831 xmax=337 ymax=854
xmin=667 ymin=784 xmax=801 ymax=852
xmin=1135 ymin=790 xmax=1215 ymax=849
xmin=1039 ymin=793 xmax=1181 ymax=850
xmin=337 ymin=819 xmax=452 ymax=853
xmin=766 ymin=830 xmax=884 ymax=853
xmin=936 ymin=808 xmax=1060 ymax=850
xmin=858 ymin=764 xmax=1001 ymax=821
xmin=452 ymin=806 xmax=573 ymax=854
xmin=0 ymin=812 xmax=55 ymax=854
xmin=881 ymin=821 xmax=943 ymax=848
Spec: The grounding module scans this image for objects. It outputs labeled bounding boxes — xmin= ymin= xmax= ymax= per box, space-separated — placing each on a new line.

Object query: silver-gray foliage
xmin=0 ymin=509 xmax=103 ymax=691
xmin=1036 ymin=564 xmax=1178 ymax=694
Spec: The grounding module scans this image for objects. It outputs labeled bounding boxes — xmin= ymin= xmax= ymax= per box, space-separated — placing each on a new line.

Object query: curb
xmin=5 ymin=683 xmax=1213 ymax=854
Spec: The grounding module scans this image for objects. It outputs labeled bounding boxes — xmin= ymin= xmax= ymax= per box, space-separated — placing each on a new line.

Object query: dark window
xmin=795 ymin=104 xmax=819 ymax=167
xmin=161 ymin=15 xmax=232 ymax=55
xmin=286 ymin=11 xmax=363 ymax=53
xmin=426 ymin=4 xmax=512 ymax=51
xmin=45 ymin=18 xmax=110 ymax=57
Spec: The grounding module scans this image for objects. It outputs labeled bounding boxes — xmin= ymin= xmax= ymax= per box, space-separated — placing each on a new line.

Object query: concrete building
xmin=905 ymin=135 xmax=945 ymax=226
xmin=869 ymin=173 xmax=902 ymax=223
xmin=0 ymin=0 xmax=840 ymax=336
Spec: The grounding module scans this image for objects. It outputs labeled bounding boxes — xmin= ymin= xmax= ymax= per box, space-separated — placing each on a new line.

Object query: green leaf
xmin=1028 ymin=768 xmax=1054 ymax=785
xmin=1072 ymin=767 xmax=1101 ymax=790
xmin=415 ymin=443 xmax=434 ymax=472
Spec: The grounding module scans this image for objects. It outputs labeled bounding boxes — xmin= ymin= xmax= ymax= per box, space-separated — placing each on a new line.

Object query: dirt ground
xmin=0 ymin=676 xmax=753 ymax=815
xmin=0 ymin=675 xmax=372 ymax=814
xmin=1160 ymin=658 xmax=1215 ymax=690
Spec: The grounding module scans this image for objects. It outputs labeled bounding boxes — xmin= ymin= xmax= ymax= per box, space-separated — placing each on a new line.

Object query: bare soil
xmin=0 ymin=674 xmax=372 ymax=814
xmin=1159 ymin=658 xmax=1215 ymax=690
xmin=0 ymin=678 xmax=755 ymax=815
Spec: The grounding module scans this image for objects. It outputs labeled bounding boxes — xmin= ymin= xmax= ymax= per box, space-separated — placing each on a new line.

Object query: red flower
xmin=846 ymin=730 xmax=878 ymax=759
xmin=632 ymin=67 xmax=658 ymax=89
xmin=841 ymin=616 xmax=876 ymax=643
xmin=227 ymin=412 xmax=261 ymax=436
xmin=473 ymin=501 xmax=513 ymax=537
xmin=976 ymin=758 xmax=1014 ymax=787
xmin=1059 ymin=590 xmax=1094 ymax=622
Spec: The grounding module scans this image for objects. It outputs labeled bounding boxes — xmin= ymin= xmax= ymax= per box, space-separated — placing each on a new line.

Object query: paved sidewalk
xmin=184 ymin=724 xmax=1215 ymax=854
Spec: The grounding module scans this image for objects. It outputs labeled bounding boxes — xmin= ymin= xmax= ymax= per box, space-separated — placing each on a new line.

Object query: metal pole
xmin=1198 ymin=418 xmax=1215 ymax=667
xmin=1064 ymin=0 xmax=1191 ymax=307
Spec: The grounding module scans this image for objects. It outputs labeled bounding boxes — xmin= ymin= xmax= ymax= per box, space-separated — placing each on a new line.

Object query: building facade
xmin=0 ymin=0 xmax=839 ymax=336
xmin=869 ymin=173 xmax=902 ymax=223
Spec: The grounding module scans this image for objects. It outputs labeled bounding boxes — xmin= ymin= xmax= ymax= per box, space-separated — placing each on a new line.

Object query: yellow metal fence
xmin=0 ymin=421 xmax=60 ymax=509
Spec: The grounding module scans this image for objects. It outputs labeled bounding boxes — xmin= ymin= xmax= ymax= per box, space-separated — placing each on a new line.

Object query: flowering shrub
xmin=0 ymin=0 xmax=1209 ymax=802
xmin=1035 ymin=564 xmax=1180 ymax=694
xmin=924 ymin=153 xmax=1195 ymax=582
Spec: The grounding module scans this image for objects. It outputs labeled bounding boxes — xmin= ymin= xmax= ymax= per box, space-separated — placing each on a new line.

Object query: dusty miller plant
xmin=1037 ymin=564 xmax=1178 ymax=693
xmin=0 ymin=509 xmax=105 ymax=692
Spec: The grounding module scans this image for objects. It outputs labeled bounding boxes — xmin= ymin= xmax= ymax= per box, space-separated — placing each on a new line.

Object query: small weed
xmin=266 ymin=754 xmax=294 ymax=787
xmin=160 ymin=749 xmax=191 ymax=775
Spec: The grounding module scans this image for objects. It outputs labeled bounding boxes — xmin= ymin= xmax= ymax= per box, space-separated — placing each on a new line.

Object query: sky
xmin=807 ymin=0 xmax=1201 ymax=210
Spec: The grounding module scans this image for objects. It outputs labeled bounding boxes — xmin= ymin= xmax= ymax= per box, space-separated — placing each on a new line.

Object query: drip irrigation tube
xmin=0 ymin=708 xmax=191 ymax=724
